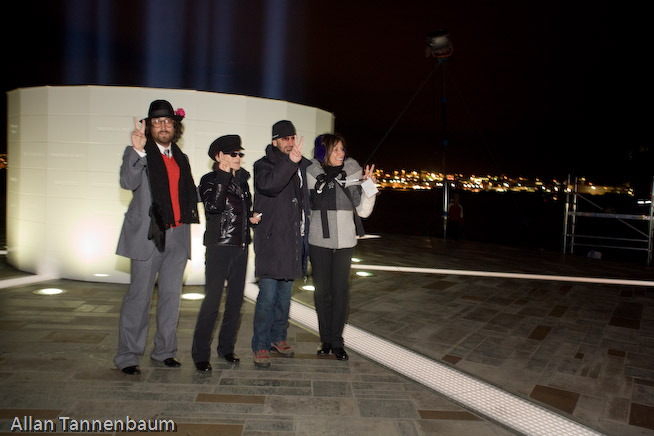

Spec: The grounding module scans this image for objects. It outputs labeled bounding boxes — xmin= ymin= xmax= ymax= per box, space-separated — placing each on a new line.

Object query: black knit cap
xmin=208 ymin=135 xmax=243 ymax=161
xmin=272 ymin=120 xmax=296 ymax=140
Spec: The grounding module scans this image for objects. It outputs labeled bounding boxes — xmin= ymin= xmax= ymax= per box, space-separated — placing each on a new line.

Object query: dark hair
xmin=145 ymin=119 xmax=184 ymax=143
xmin=317 ymin=133 xmax=346 ymax=168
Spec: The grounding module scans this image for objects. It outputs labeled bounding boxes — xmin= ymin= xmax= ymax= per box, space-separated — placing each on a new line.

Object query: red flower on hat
xmin=175 ymin=108 xmax=185 ymax=118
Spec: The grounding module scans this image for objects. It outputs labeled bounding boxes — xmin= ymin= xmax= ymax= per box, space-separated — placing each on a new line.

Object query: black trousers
xmin=309 ymin=245 xmax=354 ymax=348
xmin=192 ymin=245 xmax=248 ymax=362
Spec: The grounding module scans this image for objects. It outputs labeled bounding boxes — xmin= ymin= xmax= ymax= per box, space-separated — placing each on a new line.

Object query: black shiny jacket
xmin=199 ymin=166 xmax=253 ymax=247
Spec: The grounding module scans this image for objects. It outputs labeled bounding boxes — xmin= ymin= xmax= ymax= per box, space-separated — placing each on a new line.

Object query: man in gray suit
xmin=115 ymin=100 xmax=199 ymax=375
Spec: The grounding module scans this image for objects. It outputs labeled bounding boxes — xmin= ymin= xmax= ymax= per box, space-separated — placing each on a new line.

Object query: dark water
xmin=362 ymin=189 xmax=652 ymax=263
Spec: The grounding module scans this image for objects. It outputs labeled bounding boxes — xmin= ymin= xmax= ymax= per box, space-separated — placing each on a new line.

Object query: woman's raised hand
xmin=363 ymin=164 xmax=376 ymax=183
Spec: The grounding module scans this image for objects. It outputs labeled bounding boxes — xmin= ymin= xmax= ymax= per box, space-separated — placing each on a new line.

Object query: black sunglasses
xmin=226 ymin=151 xmax=245 ymax=158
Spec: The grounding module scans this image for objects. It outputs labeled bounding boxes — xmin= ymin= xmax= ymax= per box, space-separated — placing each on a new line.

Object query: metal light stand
xmin=426 ymin=30 xmax=453 ymax=239
xmin=438 ymin=57 xmax=449 ymax=238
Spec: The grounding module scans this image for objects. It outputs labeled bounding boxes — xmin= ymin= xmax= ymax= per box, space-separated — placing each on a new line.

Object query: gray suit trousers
xmin=114 ymin=224 xmax=189 ymax=369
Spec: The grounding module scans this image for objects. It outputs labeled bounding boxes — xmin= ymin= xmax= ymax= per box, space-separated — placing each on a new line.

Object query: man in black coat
xmin=251 ymin=120 xmax=311 ymax=368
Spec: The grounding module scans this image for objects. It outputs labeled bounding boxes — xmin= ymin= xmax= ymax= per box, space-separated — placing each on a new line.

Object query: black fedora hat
xmin=142 ymin=100 xmax=184 ymax=122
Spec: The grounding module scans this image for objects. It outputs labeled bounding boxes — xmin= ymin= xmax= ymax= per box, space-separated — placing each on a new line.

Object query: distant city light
xmin=371 ymin=167 xmax=633 ymax=196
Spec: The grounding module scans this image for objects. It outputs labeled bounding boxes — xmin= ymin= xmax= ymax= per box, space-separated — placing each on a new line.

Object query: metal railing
xmin=562 ymin=176 xmax=654 ymax=266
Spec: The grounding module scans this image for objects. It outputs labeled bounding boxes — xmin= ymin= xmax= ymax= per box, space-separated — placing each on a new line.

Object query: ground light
xmin=33 ymin=288 xmax=66 ymax=296
xmin=181 ymin=293 xmax=205 ymax=301
xmin=301 ymin=285 xmax=315 ymax=291
xmin=357 ymin=234 xmax=381 ymax=240
xmin=355 ymin=271 xmax=373 ymax=277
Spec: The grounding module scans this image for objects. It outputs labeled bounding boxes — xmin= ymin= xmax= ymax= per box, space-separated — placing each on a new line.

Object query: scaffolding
xmin=562 ymin=176 xmax=654 ymax=266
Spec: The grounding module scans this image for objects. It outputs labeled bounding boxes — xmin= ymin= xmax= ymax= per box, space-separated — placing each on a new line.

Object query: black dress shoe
xmin=317 ymin=343 xmax=331 ymax=356
xmin=194 ymin=361 xmax=212 ymax=372
xmin=163 ymin=357 xmax=182 ymax=367
xmin=332 ymin=347 xmax=349 ymax=361
xmin=121 ymin=365 xmax=141 ymax=375
xmin=221 ymin=353 xmax=240 ymax=363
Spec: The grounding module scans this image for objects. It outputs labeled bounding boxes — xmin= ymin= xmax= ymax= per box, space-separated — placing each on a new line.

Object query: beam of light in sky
xmin=96 ymin=0 xmax=113 ymax=84
xmin=64 ymin=0 xmax=90 ymax=84
xmin=145 ymin=0 xmax=185 ymax=88
xmin=190 ymin=0 xmax=211 ymax=90
xmin=211 ymin=0 xmax=235 ymax=92
xmin=262 ymin=0 xmax=288 ymax=99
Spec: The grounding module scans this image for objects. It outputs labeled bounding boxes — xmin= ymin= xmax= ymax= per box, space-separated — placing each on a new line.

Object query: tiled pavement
xmin=0 ymin=234 xmax=653 ymax=435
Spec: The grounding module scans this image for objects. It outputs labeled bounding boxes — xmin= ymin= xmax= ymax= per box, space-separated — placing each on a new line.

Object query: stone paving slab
xmin=1 ymin=234 xmax=653 ymax=435
xmin=0 ymin=260 xmax=515 ymax=436
xmin=322 ymin=234 xmax=653 ymax=436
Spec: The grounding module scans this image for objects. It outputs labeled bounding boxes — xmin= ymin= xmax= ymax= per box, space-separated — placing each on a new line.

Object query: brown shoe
xmin=270 ymin=341 xmax=295 ymax=357
xmin=253 ymin=349 xmax=271 ymax=368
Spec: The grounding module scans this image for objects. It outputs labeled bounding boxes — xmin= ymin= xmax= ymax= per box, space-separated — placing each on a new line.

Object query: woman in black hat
xmin=191 ymin=135 xmax=261 ymax=372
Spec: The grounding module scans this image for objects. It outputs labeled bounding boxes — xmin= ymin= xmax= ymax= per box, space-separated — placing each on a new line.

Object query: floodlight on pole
xmin=364 ymin=31 xmax=453 ymax=170
xmin=426 ymin=30 xmax=453 ymax=238
xmin=426 ymin=30 xmax=453 ymax=59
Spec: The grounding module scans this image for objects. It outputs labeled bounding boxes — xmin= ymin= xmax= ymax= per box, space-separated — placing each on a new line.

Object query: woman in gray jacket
xmin=306 ymin=134 xmax=376 ymax=360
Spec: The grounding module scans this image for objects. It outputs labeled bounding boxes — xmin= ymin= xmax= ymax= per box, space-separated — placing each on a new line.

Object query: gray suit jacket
xmin=116 ymin=146 xmax=191 ymax=261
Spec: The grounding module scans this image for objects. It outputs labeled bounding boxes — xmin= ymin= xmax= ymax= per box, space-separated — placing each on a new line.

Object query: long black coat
xmin=253 ymin=144 xmax=311 ymax=280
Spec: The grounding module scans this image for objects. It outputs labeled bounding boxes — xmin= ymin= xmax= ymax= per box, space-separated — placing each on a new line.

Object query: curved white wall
xmin=6 ymin=86 xmax=334 ymax=284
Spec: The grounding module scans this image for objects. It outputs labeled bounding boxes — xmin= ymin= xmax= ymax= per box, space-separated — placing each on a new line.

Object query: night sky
xmin=3 ymin=0 xmax=651 ymax=185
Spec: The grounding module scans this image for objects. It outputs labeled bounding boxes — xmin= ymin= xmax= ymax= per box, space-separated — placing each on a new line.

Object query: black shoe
xmin=121 ymin=365 xmax=141 ymax=375
xmin=317 ymin=343 xmax=331 ymax=356
xmin=163 ymin=357 xmax=182 ymax=367
xmin=332 ymin=347 xmax=349 ymax=361
xmin=195 ymin=361 xmax=212 ymax=372
xmin=220 ymin=353 xmax=240 ymax=363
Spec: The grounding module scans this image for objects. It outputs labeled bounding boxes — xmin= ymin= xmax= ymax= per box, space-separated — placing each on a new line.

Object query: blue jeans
xmin=251 ymin=278 xmax=293 ymax=352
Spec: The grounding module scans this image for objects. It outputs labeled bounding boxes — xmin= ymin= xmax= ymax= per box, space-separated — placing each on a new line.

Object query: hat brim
xmin=140 ymin=115 xmax=184 ymax=123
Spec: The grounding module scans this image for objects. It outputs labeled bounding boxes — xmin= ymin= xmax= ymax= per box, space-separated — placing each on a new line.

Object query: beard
xmin=152 ymin=128 xmax=173 ymax=145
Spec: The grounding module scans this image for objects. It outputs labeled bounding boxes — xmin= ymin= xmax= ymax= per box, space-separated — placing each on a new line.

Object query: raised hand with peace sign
xmin=289 ymin=135 xmax=304 ymax=163
xmin=131 ymin=117 xmax=146 ymax=152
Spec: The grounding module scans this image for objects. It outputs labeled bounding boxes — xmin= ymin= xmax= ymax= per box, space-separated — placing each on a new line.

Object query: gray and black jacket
xmin=306 ymin=157 xmax=376 ymax=249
